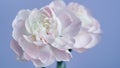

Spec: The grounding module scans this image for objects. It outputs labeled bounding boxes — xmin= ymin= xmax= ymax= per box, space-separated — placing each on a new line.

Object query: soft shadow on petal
xmin=49 ymin=0 xmax=66 ymax=14
xmin=58 ymin=10 xmax=81 ymax=37
xmin=73 ymin=32 xmax=101 ymax=52
xmin=74 ymin=32 xmax=91 ymax=48
xmin=32 ymin=59 xmax=43 ymax=67
xmin=12 ymin=10 xmax=30 ymax=41
xmin=11 ymin=39 xmax=30 ymax=61
xmin=87 ymin=18 xmax=102 ymax=33
xmin=43 ymin=34 xmax=55 ymax=44
xmin=68 ymin=2 xmax=102 ymax=34
xmin=31 ymin=54 xmax=55 ymax=67
xmin=22 ymin=52 xmax=32 ymax=61
xmin=52 ymin=36 xmax=75 ymax=50
xmin=10 ymin=39 xmax=23 ymax=57
xmin=51 ymin=47 xmax=72 ymax=61
xmin=68 ymin=2 xmax=101 ymax=53
xmin=18 ymin=37 xmax=54 ymax=63
xmin=84 ymin=34 xmax=100 ymax=48
xmin=12 ymin=10 xmax=30 ymax=28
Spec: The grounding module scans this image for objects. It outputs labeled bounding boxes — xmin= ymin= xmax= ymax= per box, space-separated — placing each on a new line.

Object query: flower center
xmin=25 ymin=9 xmax=61 ymax=45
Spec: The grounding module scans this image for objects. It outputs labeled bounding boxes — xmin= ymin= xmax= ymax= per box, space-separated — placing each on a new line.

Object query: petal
xmin=87 ymin=18 xmax=102 ymax=33
xmin=11 ymin=39 xmax=33 ymax=61
xmin=52 ymin=36 xmax=75 ymax=50
xmin=49 ymin=0 xmax=66 ymax=14
xmin=12 ymin=10 xmax=30 ymax=41
xmin=52 ymin=47 xmax=72 ymax=61
xmin=32 ymin=59 xmax=43 ymax=67
xmin=73 ymin=32 xmax=91 ymax=48
xmin=18 ymin=37 xmax=54 ymax=63
xmin=68 ymin=2 xmax=101 ymax=53
xmin=68 ymin=2 xmax=101 ymax=34
xmin=23 ymin=35 xmax=43 ymax=46
xmin=84 ymin=34 xmax=101 ymax=48
xmin=31 ymin=54 xmax=55 ymax=67
xmin=40 ymin=6 xmax=53 ymax=17
xmin=12 ymin=10 xmax=31 ymax=28
xmin=73 ymin=31 xmax=101 ymax=52
xmin=58 ymin=10 xmax=81 ymax=36
xmin=23 ymin=53 xmax=32 ymax=61
xmin=10 ymin=39 xmax=23 ymax=57
xmin=25 ymin=9 xmax=42 ymax=34
xmin=43 ymin=34 xmax=55 ymax=44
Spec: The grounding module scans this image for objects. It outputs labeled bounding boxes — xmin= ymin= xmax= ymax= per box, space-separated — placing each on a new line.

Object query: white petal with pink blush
xmin=11 ymin=0 xmax=101 ymax=67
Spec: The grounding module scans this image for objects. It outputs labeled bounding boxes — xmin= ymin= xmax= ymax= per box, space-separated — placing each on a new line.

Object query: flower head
xmin=11 ymin=0 xmax=101 ymax=67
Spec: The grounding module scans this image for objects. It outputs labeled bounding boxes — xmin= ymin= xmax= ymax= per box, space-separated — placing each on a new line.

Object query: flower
xmin=11 ymin=0 xmax=101 ymax=67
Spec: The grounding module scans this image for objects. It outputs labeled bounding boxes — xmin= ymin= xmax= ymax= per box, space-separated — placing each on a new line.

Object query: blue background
xmin=0 ymin=0 xmax=120 ymax=68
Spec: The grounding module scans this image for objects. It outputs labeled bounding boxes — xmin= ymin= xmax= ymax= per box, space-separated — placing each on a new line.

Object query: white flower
xmin=11 ymin=0 xmax=101 ymax=67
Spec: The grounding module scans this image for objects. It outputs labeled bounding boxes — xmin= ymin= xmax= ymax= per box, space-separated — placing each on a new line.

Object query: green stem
xmin=57 ymin=61 xmax=66 ymax=68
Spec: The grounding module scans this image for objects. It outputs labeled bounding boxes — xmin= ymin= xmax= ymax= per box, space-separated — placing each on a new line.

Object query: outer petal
xmin=73 ymin=31 xmax=101 ymax=52
xmin=10 ymin=39 xmax=23 ymax=57
xmin=68 ymin=2 xmax=101 ymax=52
xmin=52 ymin=36 xmax=75 ymax=50
xmin=18 ymin=37 xmax=54 ymax=63
xmin=22 ymin=53 xmax=32 ymax=61
xmin=87 ymin=18 xmax=101 ymax=33
xmin=49 ymin=0 xmax=66 ymax=14
xmin=31 ymin=59 xmax=44 ymax=67
xmin=12 ymin=10 xmax=30 ymax=41
xmin=10 ymin=39 xmax=32 ymax=61
xmin=68 ymin=2 xmax=101 ymax=33
xmin=51 ymin=47 xmax=72 ymax=61
xmin=16 ymin=52 xmax=55 ymax=67
xmin=31 ymin=54 xmax=55 ymax=67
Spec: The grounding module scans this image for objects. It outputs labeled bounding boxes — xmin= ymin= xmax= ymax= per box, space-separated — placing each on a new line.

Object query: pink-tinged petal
xmin=68 ymin=2 xmax=87 ymax=15
xmin=73 ymin=31 xmax=101 ymax=52
xmin=23 ymin=53 xmax=32 ymax=61
xmin=52 ymin=47 xmax=72 ymax=61
xmin=16 ymin=52 xmax=31 ymax=61
xmin=12 ymin=20 xmax=26 ymax=41
xmin=58 ymin=10 xmax=81 ymax=36
xmin=23 ymin=35 xmax=35 ymax=43
xmin=43 ymin=34 xmax=55 ymax=44
xmin=73 ymin=48 xmax=87 ymax=53
xmin=73 ymin=32 xmax=91 ymax=48
xmin=12 ymin=10 xmax=30 ymax=28
xmin=10 ymin=39 xmax=23 ymax=57
xmin=87 ymin=18 xmax=102 ymax=33
xmin=10 ymin=39 xmax=31 ymax=61
xmin=49 ymin=0 xmax=66 ymax=14
xmin=40 ymin=6 xmax=53 ymax=18
xmin=84 ymin=34 xmax=100 ymax=48
xmin=18 ymin=37 xmax=53 ymax=63
xmin=48 ymin=16 xmax=62 ymax=37
xmin=31 ymin=54 xmax=55 ymax=67
xmin=12 ymin=10 xmax=30 ymax=41
xmin=52 ymin=36 xmax=75 ymax=50
xmin=23 ymin=35 xmax=43 ymax=46
xmin=58 ymin=11 xmax=73 ymax=29
xmin=32 ymin=59 xmax=43 ymax=67
xmin=68 ymin=2 xmax=101 ymax=34
xmin=68 ymin=3 xmax=101 ymax=53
